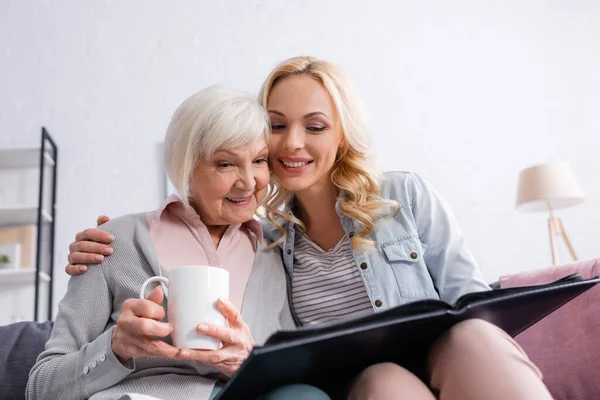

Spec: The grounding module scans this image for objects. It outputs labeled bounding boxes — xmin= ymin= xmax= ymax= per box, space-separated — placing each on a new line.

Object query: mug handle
xmin=139 ymin=276 xmax=170 ymax=300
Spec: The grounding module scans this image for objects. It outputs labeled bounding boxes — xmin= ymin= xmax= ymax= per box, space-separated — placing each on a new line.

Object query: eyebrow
xmin=214 ymin=146 xmax=268 ymax=158
xmin=268 ymin=110 xmax=330 ymax=119
xmin=214 ymin=150 xmax=239 ymax=157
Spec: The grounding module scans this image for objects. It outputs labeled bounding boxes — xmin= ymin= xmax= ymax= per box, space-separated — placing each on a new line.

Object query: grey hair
xmin=164 ymin=85 xmax=270 ymax=204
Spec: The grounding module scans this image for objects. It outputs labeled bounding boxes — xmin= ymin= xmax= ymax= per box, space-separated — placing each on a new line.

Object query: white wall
xmin=1 ymin=0 xmax=599 ymax=315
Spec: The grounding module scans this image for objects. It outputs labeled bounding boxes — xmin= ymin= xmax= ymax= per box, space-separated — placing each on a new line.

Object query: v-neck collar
xmin=296 ymin=226 xmax=348 ymax=254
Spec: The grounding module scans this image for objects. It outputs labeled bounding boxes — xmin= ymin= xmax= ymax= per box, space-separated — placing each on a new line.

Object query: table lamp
xmin=515 ymin=162 xmax=585 ymax=265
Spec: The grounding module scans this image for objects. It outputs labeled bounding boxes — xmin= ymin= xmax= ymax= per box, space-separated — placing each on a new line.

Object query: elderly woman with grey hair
xmin=26 ymin=86 xmax=329 ymax=400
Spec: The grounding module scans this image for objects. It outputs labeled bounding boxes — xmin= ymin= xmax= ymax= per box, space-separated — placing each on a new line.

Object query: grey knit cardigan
xmin=26 ymin=213 xmax=295 ymax=400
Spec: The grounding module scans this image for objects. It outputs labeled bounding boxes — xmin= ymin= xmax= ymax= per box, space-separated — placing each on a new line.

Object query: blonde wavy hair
xmin=259 ymin=56 xmax=398 ymax=250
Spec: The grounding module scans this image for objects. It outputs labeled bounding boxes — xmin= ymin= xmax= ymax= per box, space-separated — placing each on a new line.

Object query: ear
xmin=336 ymin=137 xmax=348 ymax=161
xmin=338 ymin=131 xmax=346 ymax=147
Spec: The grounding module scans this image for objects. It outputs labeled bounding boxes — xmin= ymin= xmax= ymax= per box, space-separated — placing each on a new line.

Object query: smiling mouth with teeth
xmin=280 ymin=160 xmax=313 ymax=168
xmin=225 ymin=197 xmax=250 ymax=203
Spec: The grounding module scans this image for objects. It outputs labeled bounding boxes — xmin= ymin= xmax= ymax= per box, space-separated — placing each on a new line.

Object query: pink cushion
xmin=499 ymin=259 xmax=600 ymax=400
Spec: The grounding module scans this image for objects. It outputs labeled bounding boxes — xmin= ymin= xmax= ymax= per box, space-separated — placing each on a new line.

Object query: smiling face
xmin=188 ymin=137 xmax=270 ymax=226
xmin=267 ymin=75 xmax=344 ymax=194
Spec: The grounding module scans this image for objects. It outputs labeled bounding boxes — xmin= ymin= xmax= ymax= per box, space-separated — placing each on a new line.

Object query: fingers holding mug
xmin=175 ymin=304 xmax=255 ymax=377
xmin=176 ymin=322 xmax=254 ymax=377
xmin=111 ymin=291 xmax=177 ymax=363
xmin=215 ymin=298 xmax=251 ymax=335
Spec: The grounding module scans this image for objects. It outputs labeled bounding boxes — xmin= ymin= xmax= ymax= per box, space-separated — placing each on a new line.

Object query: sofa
xmin=0 ymin=320 xmax=53 ymax=400
xmin=1 ymin=259 xmax=598 ymax=400
xmin=499 ymin=258 xmax=600 ymax=400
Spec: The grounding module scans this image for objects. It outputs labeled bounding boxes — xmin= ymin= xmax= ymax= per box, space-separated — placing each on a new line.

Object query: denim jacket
xmin=262 ymin=171 xmax=490 ymax=324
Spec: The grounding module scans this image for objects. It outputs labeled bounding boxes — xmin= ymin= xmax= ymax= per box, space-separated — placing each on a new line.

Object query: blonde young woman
xmin=66 ymin=57 xmax=553 ymax=400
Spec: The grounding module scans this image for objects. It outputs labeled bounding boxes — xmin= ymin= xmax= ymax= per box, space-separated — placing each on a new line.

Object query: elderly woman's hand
xmin=112 ymin=286 xmax=179 ymax=364
xmin=178 ymin=297 xmax=254 ymax=378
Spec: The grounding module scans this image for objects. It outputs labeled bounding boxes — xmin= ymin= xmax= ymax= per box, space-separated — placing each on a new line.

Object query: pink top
xmin=146 ymin=195 xmax=263 ymax=310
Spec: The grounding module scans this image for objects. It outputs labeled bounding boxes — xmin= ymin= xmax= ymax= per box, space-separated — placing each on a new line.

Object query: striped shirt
xmin=291 ymin=229 xmax=374 ymax=326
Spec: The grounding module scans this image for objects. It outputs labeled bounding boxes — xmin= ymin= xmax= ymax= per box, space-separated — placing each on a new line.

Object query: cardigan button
xmin=286 ymin=249 xmax=291 ymax=255
xmin=375 ymin=300 xmax=383 ymax=307
xmin=360 ymin=262 xmax=368 ymax=270
xmin=83 ymin=366 xmax=90 ymax=375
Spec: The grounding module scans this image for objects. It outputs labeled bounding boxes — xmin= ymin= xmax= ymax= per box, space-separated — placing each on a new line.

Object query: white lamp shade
xmin=516 ymin=163 xmax=585 ymax=212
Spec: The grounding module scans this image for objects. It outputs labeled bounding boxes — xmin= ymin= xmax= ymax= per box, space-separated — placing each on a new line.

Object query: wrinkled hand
xmin=178 ymin=298 xmax=254 ymax=378
xmin=65 ymin=215 xmax=113 ymax=276
xmin=111 ymin=286 xmax=179 ymax=364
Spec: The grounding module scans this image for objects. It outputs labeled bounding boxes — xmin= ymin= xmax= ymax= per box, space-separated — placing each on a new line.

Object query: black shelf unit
xmin=34 ymin=127 xmax=58 ymax=321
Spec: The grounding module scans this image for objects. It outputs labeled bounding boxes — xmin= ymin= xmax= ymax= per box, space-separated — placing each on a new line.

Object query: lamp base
xmin=548 ymin=217 xmax=578 ymax=265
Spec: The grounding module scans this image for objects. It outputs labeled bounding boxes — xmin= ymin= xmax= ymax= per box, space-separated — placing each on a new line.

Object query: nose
xmin=235 ymin=165 xmax=257 ymax=193
xmin=282 ymin=124 xmax=304 ymax=152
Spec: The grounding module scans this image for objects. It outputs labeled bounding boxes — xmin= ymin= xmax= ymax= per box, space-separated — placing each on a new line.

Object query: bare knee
xmin=444 ymin=319 xmax=501 ymax=348
xmin=354 ymin=362 xmax=407 ymax=385
xmin=429 ymin=319 xmax=505 ymax=368
xmin=348 ymin=362 xmax=433 ymax=400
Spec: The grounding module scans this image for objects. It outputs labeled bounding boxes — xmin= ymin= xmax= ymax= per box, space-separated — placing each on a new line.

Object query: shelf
xmin=0 ymin=148 xmax=55 ymax=168
xmin=0 ymin=206 xmax=53 ymax=227
xmin=1 ymin=130 xmax=58 ymax=322
xmin=0 ymin=268 xmax=51 ymax=285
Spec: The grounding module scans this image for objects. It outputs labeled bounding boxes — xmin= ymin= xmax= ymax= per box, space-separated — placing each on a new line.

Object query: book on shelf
xmin=0 ymin=225 xmax=36 ymax=269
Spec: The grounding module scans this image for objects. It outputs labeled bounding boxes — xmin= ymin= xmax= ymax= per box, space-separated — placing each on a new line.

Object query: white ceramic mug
xmin=139 ymin=265 xmax=229 ymax=350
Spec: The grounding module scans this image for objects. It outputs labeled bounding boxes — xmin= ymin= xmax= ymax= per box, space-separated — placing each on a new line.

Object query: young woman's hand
xmin=111 ymin=286 xmax=179 ymax=364
xmin=177 ymin=298 xmax=255 ymax=378
xmin=65 ymin=215 xmax=114 ymax=275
